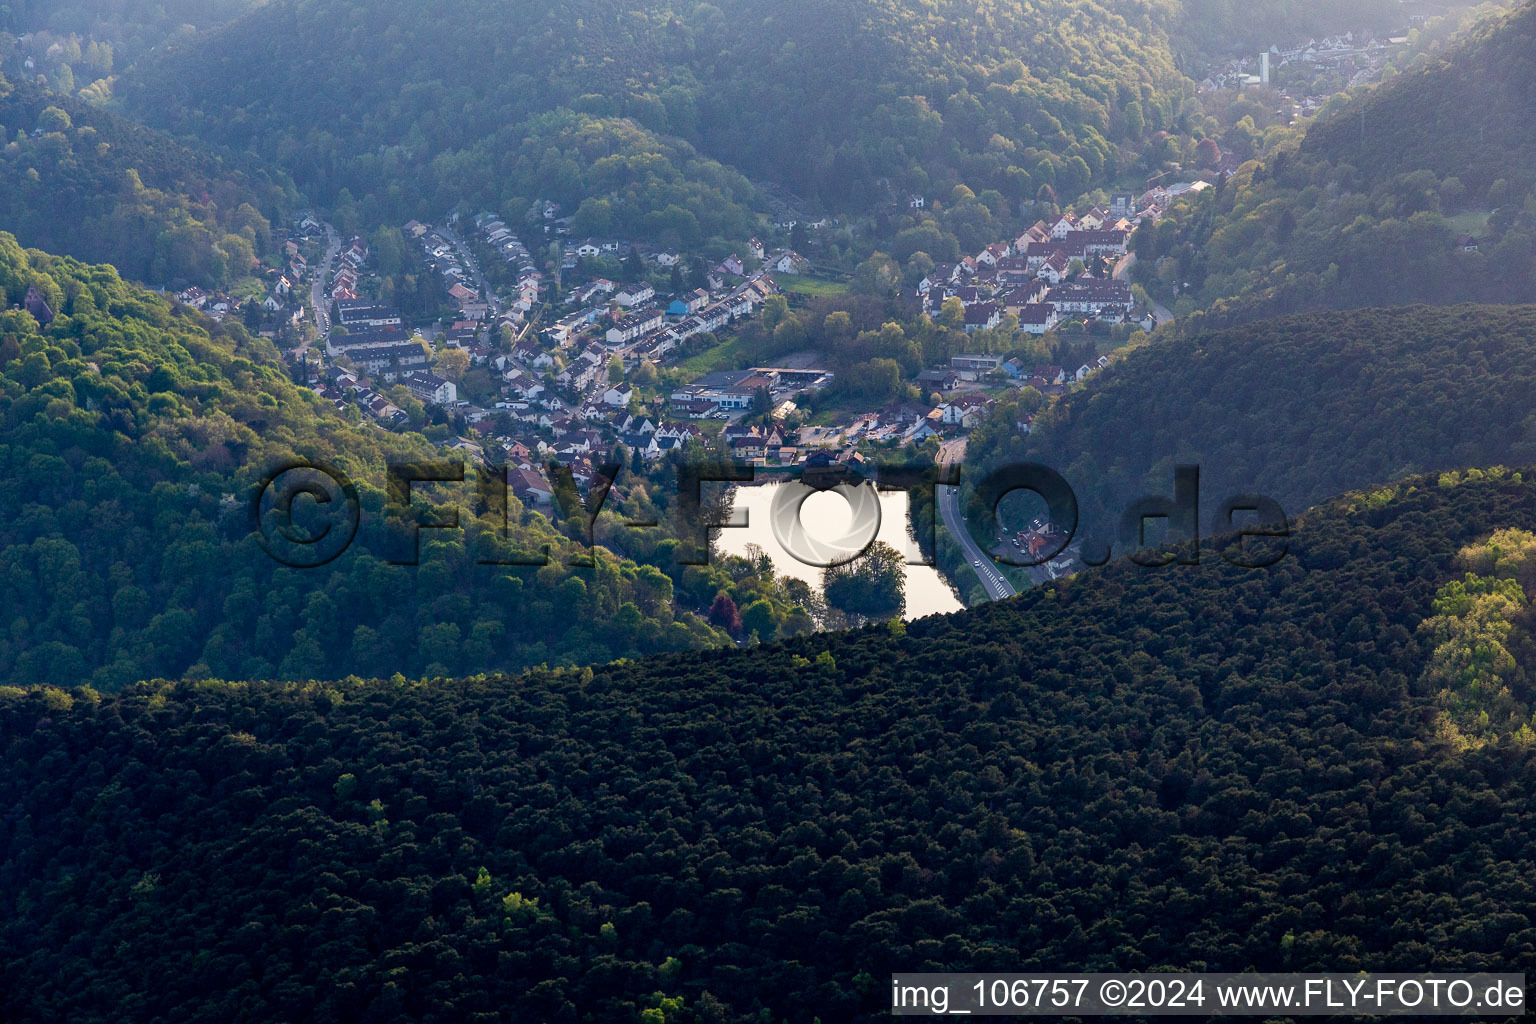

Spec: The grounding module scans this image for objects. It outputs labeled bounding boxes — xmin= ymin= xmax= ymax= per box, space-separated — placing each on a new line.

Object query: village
xmin=160 ymin=178 xmax=1194 ymax=516
xmin=1197 ymin=26 xmax=1423 ymax=119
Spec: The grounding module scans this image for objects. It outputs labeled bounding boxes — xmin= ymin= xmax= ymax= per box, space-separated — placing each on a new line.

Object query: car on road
xmin=972 ymin=560 xmax=981 ymax=567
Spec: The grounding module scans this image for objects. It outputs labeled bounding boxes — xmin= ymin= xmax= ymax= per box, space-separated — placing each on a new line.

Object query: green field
xmin=778 ymin=276 xmax=848 ymax=297
xmin=1445 ymin=210 xmax=1491 ymax=234
xmin=675 ymin=334 xmax=751 ymax=376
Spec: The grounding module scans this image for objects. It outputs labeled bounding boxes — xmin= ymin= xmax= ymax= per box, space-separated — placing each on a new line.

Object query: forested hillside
xmin=0 ymin=234 xmax=822 ymax=690
xmin=6 ymin=470 xmax=1536 ymax=1020
xmin=1132 ymin=2 xmax=1536 ymax=321
xmin=1302 ymin=0 xmax=1536 ymax=199
xmin=0 ymin=0 xmax=254 ymax=49
xmin=968 ymin=305 xmax=1536 ymax=554
xmin=0 ymin=74 xmax=295 ymax=289
xmin=119 ymin=0 xmax=1191 ymax=227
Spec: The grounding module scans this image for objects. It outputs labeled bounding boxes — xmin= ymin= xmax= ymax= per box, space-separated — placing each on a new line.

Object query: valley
xmin=3 ymin=0 xmax=1536 ymax=1020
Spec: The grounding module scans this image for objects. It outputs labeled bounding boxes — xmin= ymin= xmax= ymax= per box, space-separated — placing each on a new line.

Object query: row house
xmin=606 ymin=308 xmax=665 ymax=346
xmin=997 ymin=280 xmax=1050 ymax=310
xmin=615 ymin=283 xmax=655 ymax=308
xmin=1047 ymin=280 xmax=1134 ymax=314
xmin=349 ymin=341 xmax=431 ymax=381
xmin=335 ymin=300 xmax=403 ymax=328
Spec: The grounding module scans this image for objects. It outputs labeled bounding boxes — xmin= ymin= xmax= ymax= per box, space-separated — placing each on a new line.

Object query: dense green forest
xmin=0 ymin=74 xmax=295 ymax=289
xmin=6 ymin=469 xmax=1536 ymax=1020
xmin=1132 ymin=2 xmax=1536 ymax=322
xmin=0 ymin=234 xmax=830 ymax=690
xmin=0 ymin=0 xmax=254 ymax=48
xmin=118 ymin=0 xmax=1191 ymax=228
xmin=967 ymin=305 xmax=1536 ymax=557
xmin=0 ymin=2 xmax=258 ymax=116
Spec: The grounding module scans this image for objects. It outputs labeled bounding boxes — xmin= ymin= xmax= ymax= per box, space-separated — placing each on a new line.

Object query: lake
xmin=713 ymin=481 xmax=965 ymax=620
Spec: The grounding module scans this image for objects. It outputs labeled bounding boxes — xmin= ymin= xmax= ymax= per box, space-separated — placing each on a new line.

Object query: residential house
xmin=402 ymin=371 xmax=458 ymax=405
xmin=616 ymin=415 xmax=657 ymax=436
xmin=1048 ymin=213 xmax=1078 ymax=238
xmin=998 ymin=280 xmax=1050 ymax=310
xmin=326 ymin=327 xmax=411 ymax=354
xmin=514 ymin=341 xmax=555 ymax=370
xmin=349 ymin=341 xmax=432 ymax=381
xmin=509 ymin=467 xmax=553 ymax=505
xmin=614 ymin=283 xmax=656 ymax=308
xmin=940 ymin=394 xmax=993 ymax=428
xmin=1077 ymin=206 xmax=1109 ymax=230
xmin=335 ymin=300 xmax=403 ymax=328
xmin=917 ymin=368 xmax=960 ymax=392
xmin=962 ymin=302 xmax=1003 ymax=333
xmin=1036 ymin=251 xmax=1071 ymax=284
xmin=504 ymin=371 xmax=546 ymax=400
xmin=1015 ymin=303 xmax=1060 ymax=335
xmin=767 ymin=251 xmax=808 ymax=275
xmin=556 ymin=349 xmax=605 ymax=389
xmin=1046 ymin=280 xmax=1134 ymax=314
xmin=23 ymin=284 xmax=54 ymax=326
xmin=1015 ymin=221 xmax=1052 ymax=250
xmin=976 ymin=242 xmax=1010 ymax=267
xmin=606 ymin=309 xmax=665 ymax=345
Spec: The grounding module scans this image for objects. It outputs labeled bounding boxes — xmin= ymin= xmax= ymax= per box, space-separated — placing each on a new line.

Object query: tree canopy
xmin=7 ymin=469 xmax=1536 ymax=1019
xmin=0 ymin=75 xmax=295 ymax=289
xmin=967 ymin=304 xmax=1536 ymax=555
xmin=0 ymin=235 xmax=820 ymax=689
xmin=119 ymin=0 xmax=1193 ymax=227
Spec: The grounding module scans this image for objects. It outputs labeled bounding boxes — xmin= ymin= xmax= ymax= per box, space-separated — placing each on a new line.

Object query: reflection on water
xmin=713 ymin=482 xmax=965 ymax=620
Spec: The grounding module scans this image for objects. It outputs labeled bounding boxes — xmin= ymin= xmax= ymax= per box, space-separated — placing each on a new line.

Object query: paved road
xmin=1113 ymin=252 xmax=1174 ymax=326
xmin=936 ymin=437 xmax=1015 ymax=600
xmin=937 ymin=483 xmax=1016 ymax=600
xmin=439 ymin=222 xmax=502 ymax=315
xmin=300 ymin=222 xmax=341 ymax=358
